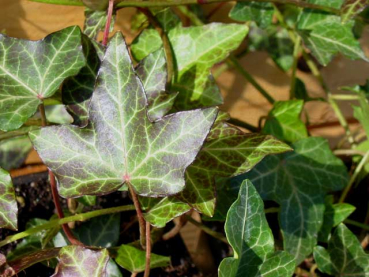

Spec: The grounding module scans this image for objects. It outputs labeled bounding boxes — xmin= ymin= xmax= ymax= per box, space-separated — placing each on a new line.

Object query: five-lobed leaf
xmin=218 ymin=180 xmax=295 ymax=277
xmin=30 ymin=32 xmax=218 ymax=198
xmin=52 ymin=245 xmax=109 ymax=277
xmin=314 ymin=224 xmax=369 ymax=276
xmin=0 ymin=167 xmax=17 ymax=230
xmin=0 ymin=26 xmax=86 ymax=131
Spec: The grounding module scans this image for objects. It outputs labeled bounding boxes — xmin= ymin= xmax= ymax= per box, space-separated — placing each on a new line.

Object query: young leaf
xmin=53 ymin=246 xmax=109 ymax=277
xmin=341 ymin=0 xmax=369 ymax=23
xmin=218 ymin=180 xmax=295 ymax=277
xmin=262 ymin=100 xmax=308 ymax=143
xmin=240 ymin=137 xmax=349 ymax=264
xmin=229 ymin=2 xmax=274 ymax=29
xmin=0 ymin=136 xmax=32 ymax=170
xmin=131 ymin=9 xmax=248 ymax=109
xmin=314 ymin=224 xmax=369 ymax=276
xmin=115 ymin=244 xmax=170 ymax=274
xmin=0 ymin=26 xmax=86 ymax=131
xmin=0 ymin=167 xmax=17 ymax=230
xmin=318 ymin=196 xmax=356 ymax=242
xmin=30 ymin=32 xmax=218 ymax=198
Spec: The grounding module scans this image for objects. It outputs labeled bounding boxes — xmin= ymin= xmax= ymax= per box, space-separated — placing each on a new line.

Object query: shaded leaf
xmin=318 ymin=196 xmax=356 ymax=242
xmin=314 ymin=224 xmax=369 ymax=276
xmin=0 ymin=136 xmax=32 ymax=170
xmin=84 ymin=8 xmax=115 ymax=40
xmin=30 ymin=33 xmax=218 ymax=198
xmin=0 ymin=168 xmax=17 ymax=230
xmin=82 ymin=0 xmax=108 ymax=11
xmin=236 ymin=137 xmax=348 ymax=263
xmin=106 ymin=259 xmax=122 ymax=277
xmin=52 ymin=246 xmax=109 ymax=277
xmin=229 ymin=2 xmax=274 ymax=28
xmin=0 ymin=26 xmax=85 ymax=131
xmin=341 ymin=0 xmax=369 ymax=23
xmin=263 ymin=100 xmax=308 ymax=143
xmin=218 ymin=180 xmax=295 ymax=277
xmin=115 ymin=244 xmax=170 ymax=273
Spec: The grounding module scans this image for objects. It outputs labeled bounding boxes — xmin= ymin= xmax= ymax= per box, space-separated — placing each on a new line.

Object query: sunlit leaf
xmin=0 ymin=26 xmax=85 ymax=131
xmin=218 ymin=180 xmax=295 ymax=277
xmin=0 ymin=167 xmax=17 ymax=230
xmin=314 ymin=224 xmax=369 ymax=276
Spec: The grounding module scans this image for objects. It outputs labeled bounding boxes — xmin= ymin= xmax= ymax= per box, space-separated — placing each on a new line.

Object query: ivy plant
xmin=0 ymin=0 xmax=369 ymax=276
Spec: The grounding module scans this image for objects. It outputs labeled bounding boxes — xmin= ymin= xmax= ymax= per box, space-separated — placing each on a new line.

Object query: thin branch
xmin=289 ymin=35 xmax=301 ymax=99
xmin=334 ymin=149 xmax=366 ymax=156
xmin=102 ymin=0 xmax=115 ymax=46
xmin=138 ymin=8 xmax=174 ymax=87
xmin=344 ymin=219 xmax=369 ymax=231
xmin=144 ymin=221 xmax=151 ymax=277
xmin=228 ymin=118 xmax=259 ymax=132
xmin=162 ymin=214 xmax=188 ymax=240
xmin=0 ymin=204 xmax=135 ymax=247
xmin=127 ymin=182 xmax=146 ymax=249
xmin=39 ymin=104 xmax=83 ymax=246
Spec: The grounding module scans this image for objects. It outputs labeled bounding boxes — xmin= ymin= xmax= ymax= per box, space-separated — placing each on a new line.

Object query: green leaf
xmin=84 ymin=8 xmax=115 ymax=40
xmin=218 ymin=180 xmax=295 ymax=277
xmin=82 ymin=0 xmax=108 ymax=11
xmin=0 ymin=168 xmax=17 ymax=230
xmin=0 ymin=136 xmax=32 ymax=170
xmin=53 ymin=245 xmax=109 ymax=276
xmin=30 ymin=32 xmax=218 ymax=199
xmin=229 ymin=2 xmax=274 ymax=28
xmin=135 ymin=48 xmax=178 ymax=121
xmin=318 ymin=196 xmax=356 ymax=242
xmin=341 ymin=0 xmax=369 ymax=23
xmin=77 ymin=195 xmax=97 ymax=206
xmin=239 ymin=137 xmax=349 ymax=263
xmin=263 ymin=100 xmax=308 ymax=143
xmin=115 ymin=244 xmax=170 ymax=273
xmin=314 ymin=224 xmax=369 ymax=276
xmin=131 ymin=9 xmax=248 ymax=109
xmin=297 ymin=0 xmax=368 ymax=65
xmin=0 ymin=26 xmax=86 ymax=131
xmin=62 ymin=35 xmax=103 ymax=127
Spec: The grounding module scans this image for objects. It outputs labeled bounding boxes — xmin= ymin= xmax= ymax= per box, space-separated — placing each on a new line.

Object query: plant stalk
xmin=102 ymin=0 xmax=115 ymax=46
xmin=127 ymin=182 xmax=147 ymax=249
xmin=144 ymin=221 xmax=151 ymax=277
xmin=289 ymin=35 xmax=301 ymax=99
xmin=344 ymin=219 xmax=369 ymax=231
xmin=39 ymin=104 xmax=83 ymax=246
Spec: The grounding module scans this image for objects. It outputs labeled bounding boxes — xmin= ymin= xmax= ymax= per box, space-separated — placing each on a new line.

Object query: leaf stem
xmin=144 ymin=221 xmax=151 ymax=277
xmin=339 ymin=151 xmax=369 ymax=203
xmin=0 ymin=204 xmax=135 ymax=247
xmin=176 ymin=6 xmax=203 ymax=26
xmin=344 ymin=219 xmax=369 ymax=231
xmin=228 ymin=118 xmax=259 ymax=132
xmin=127 ymin=182 xmax=146 ymax=249
xmin=102 ymin=0 xmax=115 ymax=46
xmin=39 ymin=104 xmax=83 ymax=246
xmin=185 ymin=215 xmax=229 ymax=245
xmin=289 ymin=35 xmax=301 ymax=99
xmin=138 ymin=8 xmax=174 ymax=87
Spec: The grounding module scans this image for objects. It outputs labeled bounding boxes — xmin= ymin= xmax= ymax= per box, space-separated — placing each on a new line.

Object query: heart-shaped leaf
xmin=52 ymin=246 xmax=109 ymax=276
xmin=0 ymin=167 xmax=17 ymax=230
xmin=0 ymin=26 xmax=86 ymax=131
xmin=218 ymin=180 xmax=295 ymax=277
xmin=314 ymin=224 xmax=369 ymax=276
xmin=30 ymin=32 xmax=218 ymax=198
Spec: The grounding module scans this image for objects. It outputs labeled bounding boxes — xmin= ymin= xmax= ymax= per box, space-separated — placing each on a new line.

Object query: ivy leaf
xmin=84 ymin=8 xmax=115 ymax=40
xmin=262 ymin=100 xmax=308 ymax=143
xmin=314 ymin=224 xmax=369 ymax=276
xmin=53 ymin=246 xmax=109 ymax=277
xmin=0 ymin=168 xmax=17 ymax=230
xmin=341 ymin=0 xmax=369 ymax=23
xmin=131 ymin=9 xmax=248 ymax=109
xmin=237 ymin=137 xmax=349 ymax=264
xmin=218 ymin=180 xmax=295 ymax=277
xmin=0 ymin=136 xmax=32 ymax=170
xmin=318 ymin=196 xmax=356 ymax=242
xmin=30 ymin=33 xmax=218 ymax=198
xmin=0 ymin=26 xmax=86 ymax=131
xmin=135 ymin=49 xmax=178 ymax=121
xmin=229 ymin=2 xmax=274 ymax=29
xmin=115 ymin=244 xmax=170 ymax=274
xmin=297 ymin=0 xmax=368 ymax=65
xmin=82 ymin=0 xmax=108 ymax=11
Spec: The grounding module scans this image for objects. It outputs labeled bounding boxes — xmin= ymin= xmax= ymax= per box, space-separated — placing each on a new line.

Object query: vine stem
xmin=127 ymin=182 xmax=146 ymax=249
xmin=144 ymin=221 xmax=151 ymax=277
xmin=39 ymin=104 xmax=83 ymax=246
xmin=138 ymin=8 xmax=174 ymax=87
xmin=0 ymin=204 xmax=135 ymax=247
xmin=339 ymin=151 xmax=369 ymax=203
xmin=289 ymin=35 xmax=301 ymax=99
xmin=102 ymin=0 xmax=115 ymax=46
